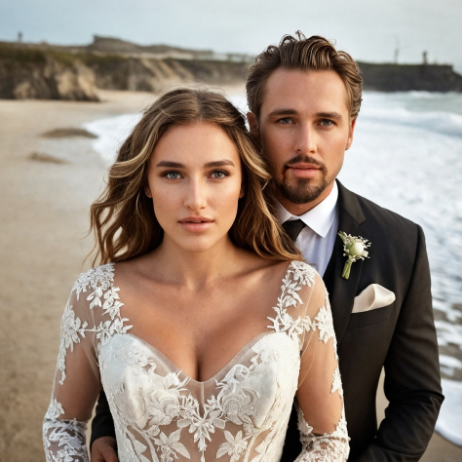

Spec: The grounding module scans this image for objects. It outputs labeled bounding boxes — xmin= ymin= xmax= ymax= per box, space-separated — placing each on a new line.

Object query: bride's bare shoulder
xmin=234 ymin=249 xmax=299 ymax=285
xmin=111 ymin=253 xmax=157 ymax=284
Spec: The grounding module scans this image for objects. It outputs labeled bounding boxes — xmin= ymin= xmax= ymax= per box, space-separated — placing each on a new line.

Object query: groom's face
xmin=249 ymin=69 xmax=356 ymax=213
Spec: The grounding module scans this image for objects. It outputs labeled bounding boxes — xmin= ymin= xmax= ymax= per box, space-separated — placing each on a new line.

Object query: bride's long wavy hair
xmin=89 ymin=88 xmax=301 ymax=265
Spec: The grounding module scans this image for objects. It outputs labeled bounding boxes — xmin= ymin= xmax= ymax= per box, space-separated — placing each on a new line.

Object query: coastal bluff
xmin=1 ymin=37 xmax=462 ymax=100
xmin=358 ymin=61 xmax=462 ymax=92
xmin=0 ymin=44 xmax=99 ymax=101
xmin=0 ymin=38 xmax=249 ymax=101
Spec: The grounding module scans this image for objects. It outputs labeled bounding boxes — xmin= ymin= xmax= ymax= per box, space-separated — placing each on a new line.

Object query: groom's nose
xmin=294 ymin=123 xmax=316 ymax=155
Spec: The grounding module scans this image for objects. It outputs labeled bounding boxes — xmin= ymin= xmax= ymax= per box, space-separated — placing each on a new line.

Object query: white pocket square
xmin=352 ymin=284 xmax=396 ymax=313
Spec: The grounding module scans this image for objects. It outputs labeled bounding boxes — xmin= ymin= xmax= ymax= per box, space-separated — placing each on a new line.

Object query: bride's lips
xmin=178 ymin=216 xmax=214 ymax=232
xmin=285 ymin=162 xmax=321 ymax=179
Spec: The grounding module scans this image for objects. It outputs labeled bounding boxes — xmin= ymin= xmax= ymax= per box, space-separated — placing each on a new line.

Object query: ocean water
xmin=83 ymin=90 xmax=462 ymax=446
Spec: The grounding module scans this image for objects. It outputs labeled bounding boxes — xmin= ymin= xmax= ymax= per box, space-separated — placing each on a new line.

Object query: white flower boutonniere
xmin=338 ymin=231 xmax=371 ymax=280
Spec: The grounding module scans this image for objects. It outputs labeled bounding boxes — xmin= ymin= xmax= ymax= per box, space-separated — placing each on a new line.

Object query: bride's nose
xmin=184 ymin=177 xmax=207 ymax=211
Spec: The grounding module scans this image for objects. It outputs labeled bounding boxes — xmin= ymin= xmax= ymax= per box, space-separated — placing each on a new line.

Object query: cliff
xmin=358 ymin=62 xmax=462 ymax=92
xmin=0 ymin=41 xmax=250 ymax=99
xmin=0 ymin=44 xmax=99 ymax=101
xmin=81 ymin=55 xmax=249 ymax=92
xmin=2 ymin=38 xmax=462 ymax=101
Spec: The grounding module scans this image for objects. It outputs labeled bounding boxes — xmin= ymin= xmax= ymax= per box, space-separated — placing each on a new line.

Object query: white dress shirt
xmin=276 ymin=181 xmax=339 ymax=276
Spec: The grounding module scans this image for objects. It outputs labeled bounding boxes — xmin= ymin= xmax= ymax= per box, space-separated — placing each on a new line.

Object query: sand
xmin=0 ymin=88 xmax=460 ymax=461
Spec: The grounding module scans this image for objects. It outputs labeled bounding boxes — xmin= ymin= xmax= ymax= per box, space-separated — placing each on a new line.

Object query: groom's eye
xmin=319 ymin=119 xmax=335 ymax=127
xmin=277 ymin=117 xmax=293 ymax=125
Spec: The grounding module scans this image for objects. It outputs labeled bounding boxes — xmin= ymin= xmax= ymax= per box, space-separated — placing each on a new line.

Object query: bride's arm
xmin=294 ymin=273 xmax=349 ymax=462
xmin=43 ymin=279 xmax=101 ymax=462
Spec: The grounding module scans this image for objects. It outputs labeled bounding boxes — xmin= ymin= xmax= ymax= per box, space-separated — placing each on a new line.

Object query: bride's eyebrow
xmin=155 ymin=160 xmax=235 ymax=168
xmin=155 ymin=161 xmax=184 ymax=168
xmin=204 ymin=160 xmax=235 ymax=168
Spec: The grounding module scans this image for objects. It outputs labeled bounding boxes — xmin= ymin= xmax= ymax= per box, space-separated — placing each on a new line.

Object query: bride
xmin=43 ymin=88 xmax=348 ymax=462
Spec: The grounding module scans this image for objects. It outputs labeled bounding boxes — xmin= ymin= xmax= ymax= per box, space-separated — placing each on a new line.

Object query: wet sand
xmin=0 ymin=89 xmax=460 ymax=461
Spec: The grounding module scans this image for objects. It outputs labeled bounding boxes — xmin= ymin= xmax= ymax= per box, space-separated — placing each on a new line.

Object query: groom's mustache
xmin=284 ymin=155 xmax=326 ymax=172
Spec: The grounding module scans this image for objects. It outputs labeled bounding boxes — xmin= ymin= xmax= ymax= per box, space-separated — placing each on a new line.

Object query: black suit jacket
xmin=281 ymin=181 xmax=443 ymax=461
xmin=91 ymin=181 xmax=444 ymax=461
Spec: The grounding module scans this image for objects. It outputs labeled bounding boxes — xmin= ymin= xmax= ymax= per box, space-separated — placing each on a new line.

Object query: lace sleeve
xmin=295 ymin=272 xmax=349 ymax=462
xmin=42 ymin=273 xmax=102 ymax=462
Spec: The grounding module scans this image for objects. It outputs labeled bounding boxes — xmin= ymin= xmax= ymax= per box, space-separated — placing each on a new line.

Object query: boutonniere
xmin=338 ymin=231 xmax=371 ymax=280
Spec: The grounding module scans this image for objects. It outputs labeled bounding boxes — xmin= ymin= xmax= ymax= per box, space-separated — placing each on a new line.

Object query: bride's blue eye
xmin=163 ymin=171 xmax=182 ymax=179
xmin=210 ymin=170 xmax=229 ymax=179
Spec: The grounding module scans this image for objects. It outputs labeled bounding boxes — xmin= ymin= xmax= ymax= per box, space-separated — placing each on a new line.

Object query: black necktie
xmin=282 ymin=219 xmax=306 ymax=242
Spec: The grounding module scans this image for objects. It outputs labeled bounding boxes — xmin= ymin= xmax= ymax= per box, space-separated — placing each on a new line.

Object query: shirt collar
xmin=276 ymin=181 xmax=339 ymax=238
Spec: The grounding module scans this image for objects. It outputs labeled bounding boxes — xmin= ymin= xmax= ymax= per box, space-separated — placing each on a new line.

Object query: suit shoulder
xmin=354 ymin=192 xmax=421 ymax=234
xmin=347 ymin=192 xmax=426 ymax=262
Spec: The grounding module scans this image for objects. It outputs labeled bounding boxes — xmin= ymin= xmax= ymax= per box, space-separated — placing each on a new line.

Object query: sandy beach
xmin=0 ymin=89 xmax=460 ymax=461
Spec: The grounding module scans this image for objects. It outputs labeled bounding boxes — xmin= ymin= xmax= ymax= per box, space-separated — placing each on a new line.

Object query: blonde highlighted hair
xmin=89 ymin=88 xmax=301 ymax=265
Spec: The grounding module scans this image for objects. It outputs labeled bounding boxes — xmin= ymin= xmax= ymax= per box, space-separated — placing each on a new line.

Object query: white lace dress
xmin=43 ymin=261 xmax=349 ymax=462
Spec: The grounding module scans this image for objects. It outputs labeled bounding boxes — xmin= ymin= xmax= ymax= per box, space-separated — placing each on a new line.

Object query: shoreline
xmin=0 ymin=88 xmax=460 ymax=461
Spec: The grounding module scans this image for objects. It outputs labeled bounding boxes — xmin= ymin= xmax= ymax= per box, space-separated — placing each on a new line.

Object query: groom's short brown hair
xmin=246 ymin=32 xmax=363 ymax=120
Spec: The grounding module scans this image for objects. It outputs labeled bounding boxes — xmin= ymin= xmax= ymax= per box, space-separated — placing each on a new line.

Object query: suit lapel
xmin=323 ymin=181 xmax=365 ymax=344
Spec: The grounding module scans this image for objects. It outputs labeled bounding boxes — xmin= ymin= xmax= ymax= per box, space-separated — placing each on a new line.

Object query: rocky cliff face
xmin=82 ymin=55 xmax=190 ymax=92
xmin=0 ymin=45 xmax=99 ymax=101
xmin=2 ymin=40 xmax=462 ymax=101
xmin=358 ymin=62 xmax=462 ymax=92
xmin=82 ymin=55 xmax=249 ymax=92
xmin=0 ymin=42 xmax=249 ymax=99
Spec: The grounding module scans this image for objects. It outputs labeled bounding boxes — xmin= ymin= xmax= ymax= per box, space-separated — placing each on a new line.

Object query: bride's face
xmin=146 ymin=121 xmax=244 ymax=253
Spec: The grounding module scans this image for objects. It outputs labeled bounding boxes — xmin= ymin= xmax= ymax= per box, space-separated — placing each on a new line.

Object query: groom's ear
xmin=247 ymin=112 xmax=259 ymax=136
xmin=345 ymin=117 xmax=358 ymax=151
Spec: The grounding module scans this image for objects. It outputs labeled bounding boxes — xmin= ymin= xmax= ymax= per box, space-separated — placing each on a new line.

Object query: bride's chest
xmin=118 ymin=298 xmax=276 ymax=383
xmin=98 ymin=332 xmax=301 ymax=424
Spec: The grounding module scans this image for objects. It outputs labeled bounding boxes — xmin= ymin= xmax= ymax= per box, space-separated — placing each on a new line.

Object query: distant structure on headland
xmin=30 ymin=35 xmax=254 ymax=64
xmin=1 ymin=35 xmax=462 ymax=100
xmin=86 ymin=35 xmax=254 ymax=63
xmin=357 ymin=61 xmax=462 ymax=92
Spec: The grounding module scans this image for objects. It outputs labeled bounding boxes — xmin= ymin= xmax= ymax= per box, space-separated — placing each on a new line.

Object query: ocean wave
xmin=83 ymin=114 xmax=141 ymax=165
xmin=361 ymin=106 xmax=462 ymax=138
xmin=435 ymin=379 xmax=462 ymax=446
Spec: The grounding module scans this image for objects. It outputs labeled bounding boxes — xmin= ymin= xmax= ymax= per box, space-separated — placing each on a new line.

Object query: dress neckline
xmin=124 ymin=331 xmax=276 ymax=386
xmin=110 ymin=260 xmax=297 ymax=384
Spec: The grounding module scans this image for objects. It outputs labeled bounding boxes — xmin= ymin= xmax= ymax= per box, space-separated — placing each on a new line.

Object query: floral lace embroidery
xmin=296 ymin=407 xmax=349 ymax=462
xmin=331 ymin=368 xmax=343 ymax=397
xmin=57 ymin=299 xmax=88 ymax=385
xmin=44 ymin=261 xmax=349 ymax=462
xmin=154 ymin=430 xmax=191 ymax=462
xmin=43 ymin=418 xmax=88 ymax=462
xmin=105 ymin=343 xmax=274 ymax=462
xmin=267 ymin=261 xmax=316 ymax=344
xmin=57 ymin=264 xmax=132 ymax=384
xmin=314 ymin=306 xmax=336 ymax=344
xmin=46 ymin=399 xmax=64 ymax=420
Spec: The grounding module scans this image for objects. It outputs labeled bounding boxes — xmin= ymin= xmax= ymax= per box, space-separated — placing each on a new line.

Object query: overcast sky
xmin=1 ymin=0 xmax=461 ymax=72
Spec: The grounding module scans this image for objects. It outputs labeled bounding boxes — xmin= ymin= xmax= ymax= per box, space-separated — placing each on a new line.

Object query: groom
xmin=91 ymin=33 xmax=443 ymax=461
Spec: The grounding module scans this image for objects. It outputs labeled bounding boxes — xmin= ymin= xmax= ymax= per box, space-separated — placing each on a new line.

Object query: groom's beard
xmin=277 ymin=155 xmax=328 ymax=204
